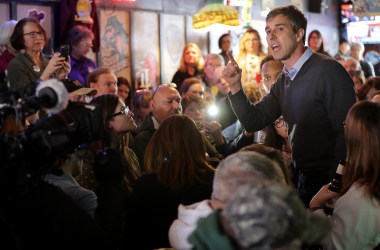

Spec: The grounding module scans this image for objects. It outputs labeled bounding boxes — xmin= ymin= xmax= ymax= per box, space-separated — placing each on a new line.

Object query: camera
xmin=0 ymin=79 xmax=106 ymax=195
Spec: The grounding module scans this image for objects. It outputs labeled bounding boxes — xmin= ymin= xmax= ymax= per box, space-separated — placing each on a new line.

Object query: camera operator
xmin=0 ymin=89 xmax=128 ymax=249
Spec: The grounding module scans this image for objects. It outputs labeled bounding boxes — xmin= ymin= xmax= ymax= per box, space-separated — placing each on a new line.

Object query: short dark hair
xmin=67 ymin=25 xmax=94 ymax=46
xmin=267 ymin=5 xmax=307 ymax=43
xmin=11 ymin=17 xmax=47 ymax=51
xmin=218 ymin=33 xmax=230 ymax=49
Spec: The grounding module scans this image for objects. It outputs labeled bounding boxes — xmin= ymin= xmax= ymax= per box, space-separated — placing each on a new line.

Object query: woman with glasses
xmin=7 ymin=17 xmax=70 ymax=96
xmin=75 ymin=94 xmax=141 ymax=194
xmin=67 ymin=25 xmax=97 ymax=87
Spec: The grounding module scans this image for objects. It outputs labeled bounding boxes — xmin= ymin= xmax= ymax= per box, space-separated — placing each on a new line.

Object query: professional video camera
xmin=0 ymin=78 xmax=106 ymax=195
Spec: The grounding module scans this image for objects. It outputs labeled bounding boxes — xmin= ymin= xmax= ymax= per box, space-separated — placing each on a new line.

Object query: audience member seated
xmin=356 ymin=76 xmax=380 ymax=101
xmin=117 ymin=76 xmax=132 ymax=107
xmin=341 ymin=57 xmax=365 ymax=98
xmin=130 ymin=89 xmax=153 ymax=133
xmin=67 ymin=25 xmax=97 ymax=87
xmin=188 ymin=182 xmax=330 ymax=250
xmin=307 ymin=30 xmax=331 ymax=57
xmin=351 ymin=42 xmax=375 ymax=79
xmin=0 ymin=20 xmax=18 ymax=80
xmin=75 ymin=94 xmax=140 ymax=194
xmin=310 ymin=100 xmax=380 ymax=249
xmin=7 ymin=17 xmax=70 ymax=96
xmin=88 ymin=67 xmax=118 ymax=97
xmin=171 ymin=43 xmax=204 ymax=90
xmin=202 ymin=53 xmax=224 ymax=89
xmin=179 ymin=76 xmax=205 ymax=98
xmin=169 ymin=150 xmax=287 ymax=249
xmin=123 ymin=114 xmax=215 ymax=250
xmin=131 ymin=83 xmax=181 ymax=170
xmin=334 ymin=39 xmax=351 ymax=61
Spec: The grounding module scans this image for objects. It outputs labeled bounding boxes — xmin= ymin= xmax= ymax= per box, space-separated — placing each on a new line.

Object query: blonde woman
xmin=236 ymin=28 xmax=267 ymax=91
xmin=171 ymin=43 xmax=204 ymax=90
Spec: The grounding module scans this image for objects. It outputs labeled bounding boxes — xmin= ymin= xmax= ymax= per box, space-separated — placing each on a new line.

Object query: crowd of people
xmin=0 ymin=4 xmax=379 ymax=250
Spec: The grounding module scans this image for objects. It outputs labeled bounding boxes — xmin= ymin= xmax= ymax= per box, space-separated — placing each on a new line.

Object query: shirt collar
xmin=152 ymin=115 xmax=160 ymax=129
xmin=283 ymin=47 xmax=313 ymax=80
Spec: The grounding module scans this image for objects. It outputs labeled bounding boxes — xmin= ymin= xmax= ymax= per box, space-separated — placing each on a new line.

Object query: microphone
xmin=34 ymin=79 xmax=69 ymax=114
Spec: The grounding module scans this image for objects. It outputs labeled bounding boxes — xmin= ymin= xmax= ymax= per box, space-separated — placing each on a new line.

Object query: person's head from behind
xmin=243 ymin=84 xmax=263 ymax=104
xmin=90 ymin=94 xmax=136 ymax=140
xmin=211 ymin=151 xmax=286 ymax=209
xmin=68 ymin=25 xmax=94 ymax=58
xmin=307 ymin=30 xmax=325 ymax=53
xmin=265 ymin=5 xmax=307 ymax=61
xmin=240 ymin=144 xmax=292 ymax=186
xmin=88 ymin=67 xmax=117 ymax=96
xmin=179 ymin=43 xmax=204 ymax=72
xmin=218 ymin=33 xmax=231 ymax=53
xmin=144 ymin=114 xmax=214 ymax=190
xmin=181 ymin=94 xmax=206 ymax=123
xmin=151 ymin=83 xmax=182 ymax=124
xmin=221 ymin=182 xmax=331 ymax=250
xmin=179 ymin=77 xmax=205 ymax=98
xmin=116 ymin=76 xmax=131 ymax=102
xmin=260 ymin=55 xmax=283 ymax=93
xmin=203 ymin=54 xmax=224 ymax=83
xmin=11 ymin=17 xmax=48 ymax=52
xmin=132 ymin=89 xmax=153 ymax=121
xmin=239 ymin=28 xmax=264 ymax=56
xmin=0 ymin=20 xmax=18 ymax=54
xmin=350 ymin=42 xmax=365 ymax=60
xmin=342 ymin=101 xmax=380 ymax=202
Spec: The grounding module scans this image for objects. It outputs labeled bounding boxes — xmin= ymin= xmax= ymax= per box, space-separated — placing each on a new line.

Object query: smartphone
xmin=59 ymin=44 xmax=69 ymax=61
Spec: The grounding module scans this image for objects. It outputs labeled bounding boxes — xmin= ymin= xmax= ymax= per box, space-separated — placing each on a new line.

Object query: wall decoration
xmin=160 ymin=14 xmax=185 ymax=84
xmin=17 ymin=4 xmax=53 ymax=38
xmin=99 ymin=9 xmax=131 ymax=82
xmin=131 ymin=11 xmax=160 ymax=90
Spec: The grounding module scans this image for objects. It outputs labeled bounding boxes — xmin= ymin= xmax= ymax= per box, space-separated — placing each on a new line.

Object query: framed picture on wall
xmin=131 ymin=11 xmax=160 ymax=90
xmin=17 ymin=4 xmax=54 ymax=47
xmin=160 ymin=14 xmax=185 ymax=84
xmin=99 ymin=9 xmax=131 ymax=83
xmin=0 ymin=3 xmax=10 ymax=27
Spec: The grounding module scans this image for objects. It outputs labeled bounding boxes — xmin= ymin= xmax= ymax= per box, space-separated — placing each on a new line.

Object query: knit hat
xmin=62 ymin=79 xmax=97 ymax=96
xmin=221 ymin=182 xmax=331 ymax=250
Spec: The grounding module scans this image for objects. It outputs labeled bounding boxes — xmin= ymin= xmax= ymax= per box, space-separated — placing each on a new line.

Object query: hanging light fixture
xmin=192 ymin=0 xmax=240 ymax=30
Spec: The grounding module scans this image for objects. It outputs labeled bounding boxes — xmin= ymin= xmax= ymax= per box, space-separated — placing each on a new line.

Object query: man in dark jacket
xmin=222 ymin=5 xmax=356 ymax=207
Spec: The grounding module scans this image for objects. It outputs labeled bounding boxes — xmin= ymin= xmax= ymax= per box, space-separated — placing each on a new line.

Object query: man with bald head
xmin=341 ymin=58 xmax=365 ymax=96
xmin=132 ymin=83 xmax=182 ymax=169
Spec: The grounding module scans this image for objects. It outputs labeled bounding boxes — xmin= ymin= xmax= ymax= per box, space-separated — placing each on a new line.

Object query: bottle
xmin=323 ymin=160 xmax=345 ymax=215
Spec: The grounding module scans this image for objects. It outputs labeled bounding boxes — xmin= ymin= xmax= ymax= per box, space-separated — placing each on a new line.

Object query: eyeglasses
xmin=109 ymin=106 xmax=130 ymax=119
xmin=152 ymin=82 xmax=177 ymax=97
xmin=207 ymin=63 xmax=221 ymax=68
xmin=273 ymin=117 xmax=285 ymax=128
xmin=23 ymin=31 xmax=44 ymax=39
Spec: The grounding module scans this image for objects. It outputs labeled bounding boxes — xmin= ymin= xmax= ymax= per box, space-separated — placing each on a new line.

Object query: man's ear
xmin=150 ymin=99 xmax=155 ymax=110
xmin=89 ymin=82 xmax=96 ymax=88
xmin=295 ymin=28 xmax=305 ymax=43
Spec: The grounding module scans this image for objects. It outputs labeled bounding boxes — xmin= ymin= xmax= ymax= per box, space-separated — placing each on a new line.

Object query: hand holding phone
xmin=59 ymin=44 xmax=69 ymax=61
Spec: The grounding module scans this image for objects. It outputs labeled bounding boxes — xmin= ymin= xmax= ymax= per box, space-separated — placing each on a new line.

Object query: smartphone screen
xmin=60 ymin=45 xmax=69 ymax=61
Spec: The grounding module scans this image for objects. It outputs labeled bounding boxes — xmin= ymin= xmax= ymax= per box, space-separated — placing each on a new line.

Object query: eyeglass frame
xmin=23 ymin=31 xmax=44 ymax=39
xmin=109 ymin=106 xmax=130 ymax=119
